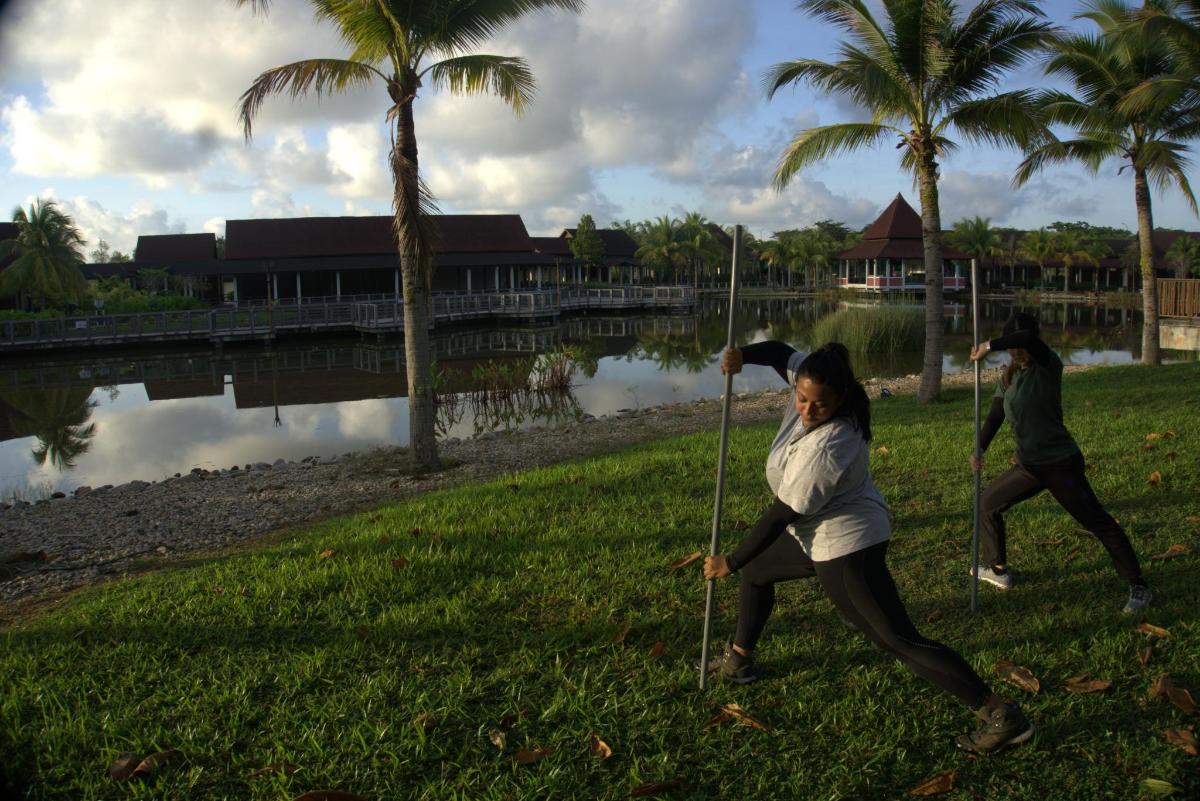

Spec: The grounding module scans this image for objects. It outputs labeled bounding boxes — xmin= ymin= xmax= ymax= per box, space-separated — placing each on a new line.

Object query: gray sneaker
xmin=1123 ymin=583 xmax=1153 ymax=614
xmin=696 ymin=641 xmax=759 ymax=685
xmin=954 ymin=703 xmax=1034 ymax=755
xmin=970 ymin=564 xmax=1013 ymax=590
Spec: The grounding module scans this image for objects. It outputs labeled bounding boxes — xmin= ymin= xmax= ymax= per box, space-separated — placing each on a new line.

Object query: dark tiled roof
xmin=839 ymin=239 xmax=969 ymax=261
xmin=135 ymin=233 xmax=217 ymax=263
xmin=560 ymin=228 xmax=639 ymax=258
xmin=225 ymin=215 xmax=533 ymax=260
xmin=861 ymin=194 xmax=924 ymax=241
xmin=1153 ymin=229 xmax=1200 ymax=257
xmin=531 ymin=237 xmax=572 ymax=257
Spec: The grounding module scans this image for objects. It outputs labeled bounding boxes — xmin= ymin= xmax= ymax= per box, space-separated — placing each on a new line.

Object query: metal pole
xmin=970 ymin=258 xmax=982 ymax=612
xmin=700 ymin=225 xmax=742 ymax=690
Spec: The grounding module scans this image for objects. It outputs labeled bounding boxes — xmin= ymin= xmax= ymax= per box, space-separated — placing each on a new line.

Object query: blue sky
xmin=0 ymin=0 xmax=1196 ymax=255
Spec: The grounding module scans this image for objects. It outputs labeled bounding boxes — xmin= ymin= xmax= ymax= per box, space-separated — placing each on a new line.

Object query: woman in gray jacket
xmin=703 ymin=342 xmax=1030 ymax=754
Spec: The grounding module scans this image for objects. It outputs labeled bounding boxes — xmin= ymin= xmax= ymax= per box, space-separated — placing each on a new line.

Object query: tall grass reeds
xmin=809 ymin=305 xmax=923 ymax=354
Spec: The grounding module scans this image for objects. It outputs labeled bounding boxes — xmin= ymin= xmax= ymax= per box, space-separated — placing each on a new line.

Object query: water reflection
xmin=0 ymin=297 xmax=1184 ymax=495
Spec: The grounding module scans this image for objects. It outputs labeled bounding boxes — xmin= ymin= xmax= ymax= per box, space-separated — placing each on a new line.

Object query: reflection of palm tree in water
xmin=1 ymin=387 xmax=98 ymax=470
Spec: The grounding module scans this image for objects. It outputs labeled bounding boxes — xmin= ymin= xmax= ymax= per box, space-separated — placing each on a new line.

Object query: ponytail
xmin=796 ymin=342 xmax=871 ymax=441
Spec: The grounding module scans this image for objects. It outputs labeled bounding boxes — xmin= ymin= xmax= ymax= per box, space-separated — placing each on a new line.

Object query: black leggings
xmin=982 ymin=451 xmax=1143 ymax=582
xmin=734 ymin=538 xmax=992 ymax=709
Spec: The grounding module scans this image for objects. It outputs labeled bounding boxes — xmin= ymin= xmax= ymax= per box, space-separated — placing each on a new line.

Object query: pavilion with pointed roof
xmin=836 ymin=194 xmax=969 ymax=293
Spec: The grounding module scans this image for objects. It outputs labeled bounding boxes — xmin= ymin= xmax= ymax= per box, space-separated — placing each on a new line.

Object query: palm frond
xmin=943 ymin=91 xmax=1050 ymax=150
xmin=424 ymin=55 xmax=535 ymax=113
xmin=435 ymin=0 xmax=585 ymax=55
xmin=1015 ymin=138 xmax=1124 ymax=185
xmin=1140 ymin=140 xmax=1199 ymax=214
xmin=773 ymin=123 xmax=896 ymax=190
xmin=237 ymin=59 xmax=385 ymax=139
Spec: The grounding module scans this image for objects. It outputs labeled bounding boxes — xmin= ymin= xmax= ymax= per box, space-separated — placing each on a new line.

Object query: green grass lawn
xmin=2 ymin=364 xmax=1198 ymax=800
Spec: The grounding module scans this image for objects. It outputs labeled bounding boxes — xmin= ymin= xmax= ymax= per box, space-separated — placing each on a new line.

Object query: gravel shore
xmin=1 ymin=365 xmax=1080 ymax=607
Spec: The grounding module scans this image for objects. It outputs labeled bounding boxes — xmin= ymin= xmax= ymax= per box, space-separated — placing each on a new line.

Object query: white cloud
xmin=19 ymin=190 xmax=188 ymax=253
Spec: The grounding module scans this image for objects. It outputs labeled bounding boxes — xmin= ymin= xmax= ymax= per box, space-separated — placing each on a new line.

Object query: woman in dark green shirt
xmin=968 ymin=313 xmax=1151 ymax=614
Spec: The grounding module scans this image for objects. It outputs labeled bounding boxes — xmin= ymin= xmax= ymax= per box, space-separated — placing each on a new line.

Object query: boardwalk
xmin=1 ymin=286 xmax=694 ymax=352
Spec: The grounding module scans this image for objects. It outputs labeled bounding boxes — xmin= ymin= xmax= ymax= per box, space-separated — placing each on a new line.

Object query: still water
xmin=0 ymin=297 xmax=1182 ymax=496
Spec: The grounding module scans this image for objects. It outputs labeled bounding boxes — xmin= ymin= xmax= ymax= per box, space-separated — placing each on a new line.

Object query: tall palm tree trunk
xmin=917 ymin=153 xmax=944 ymax=402
xmin=394 ymin=98 xmax=440 ymax=468
xmin=1134 ymin=165 xmax=1160 ymax=364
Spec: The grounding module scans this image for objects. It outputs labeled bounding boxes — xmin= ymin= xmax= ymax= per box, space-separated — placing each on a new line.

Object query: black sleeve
xmin=725 ymin=497 xmax=801 ymax=572
xmin=987 ymin=330 xmax=1053 ymax=366
xmin=738 ymin=341 xmax=797 ymax=384
xmin=978 ymin=396 xmax=1005 ymax=453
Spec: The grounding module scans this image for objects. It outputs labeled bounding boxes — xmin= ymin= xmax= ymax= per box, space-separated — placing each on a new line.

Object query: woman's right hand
xmin=969 ymin=453 xmax=983 ymax=473
xmin=720 ymin=347 xmax=743 ymax=375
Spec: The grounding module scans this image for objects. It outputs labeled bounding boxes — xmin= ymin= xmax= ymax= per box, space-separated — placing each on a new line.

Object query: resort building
xmin=837 ymin=194 xmax=969 ymax=292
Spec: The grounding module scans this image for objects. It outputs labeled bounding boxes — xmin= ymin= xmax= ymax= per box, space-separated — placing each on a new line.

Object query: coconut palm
xmin=677 ymin=212 xmax=719 ymax=292
xmin=1016 ymin=0 xmax=1200 ymax=365
xmin=1166 ymin=235 xmax=1200 ymax=277
xmin=766 ymin=0 xmax=1053 ymax=401
xmin=950 ymin=216 xmax=999 ymax=287
xmin=1050 ymin=228 xmax=1092 ymax=292
xmin=635 ymin=217 xmax=686 ymax=283
xmin=1019 ymin=228 xmax=1056 ymax=289
xmin=0 ymin=199 xmax=90 ymax=311
xmin=1 ymin=387 xmax=98 ymax=470
xmin=234 ymin=0 xmax=584 ymax=469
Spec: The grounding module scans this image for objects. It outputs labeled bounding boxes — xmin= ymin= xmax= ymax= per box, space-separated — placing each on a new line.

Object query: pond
xmin=0 ymin=296 xmax=1188 ymax=497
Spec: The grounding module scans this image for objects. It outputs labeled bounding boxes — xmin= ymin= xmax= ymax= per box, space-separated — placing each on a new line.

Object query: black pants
xmin=981 ymin=451 xmax=1142 ymax=582
xmin=734 ymin=538 xmax=992 ymax=709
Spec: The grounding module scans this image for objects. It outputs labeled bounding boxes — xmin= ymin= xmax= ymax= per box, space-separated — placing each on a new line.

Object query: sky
xmin=0 ymin=0 xmax=1197 ymax=256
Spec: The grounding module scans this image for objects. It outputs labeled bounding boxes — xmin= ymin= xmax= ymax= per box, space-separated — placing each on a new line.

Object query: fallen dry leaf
xmin=1149 ymin=471 xmax=1163 ymax=485
xmin=132 ymin=750 xmax=178 ymax=778
xmin=1063 ymin=676 xmax=1112 ymax=694
xmin=611 ymin=623 xmax=632 ymax=644
xmin=910 ymin=769 xmax=955 ymax=797
xmin=995 ymin=660 xmax=1041 ymax=694
xmin=876 ymin=446 xmax=890 ymax=455
xmin=391 ymin=557 xmax=410 ymax=571
xmin=589 ymin=735 xmax=614 ymax=759
xmin=1166 ymin=452 xmax=1179 ymax=460
xmin=318 ymin=549 xmax=335 ymax=560
xmin=1186 ymin=515 xmax=1200 ymax=524
xmin=1149 ymin=544 xmax=1189 ymax=561
xmin=109 ymin=755 xmax=139 ymax=782
xmin=705 ymin=711 xmax=733 ymax=728
xmin=291 ymin=793 xmax=368 ymax=801
xmin=630 ymin=778 xmax=684 ymax=797
xmin=513 ymin=747 xmax=554 ymax=765
xmin=1141 ymin=778 xmax=1178 ymax=797
xmin=1152 ymin=674 xmax=1200 ymax=714
xmin=1143 ymin=443 xmax=1158 ymax=451
xmin=1137 ymin=623 xmax=1170 ymax=638
xmin=1139 ymin=646 xmax=1154 ymax=668
xmin=1146 ymin=432 xmax=1163 ymax=441
xmin=719 ymin=703 xmax=771 ymax=731
xmin=1063 ymin=547 xmax=1081 ymax=563
xmin=1165 ymin=429 xmax=1178 ymax=438
xmin=412 ymin=713 xmax=436 ymax=732
xmin=410 ymin=527 xmax=422 ymax=536
xmin=248 ymin=763 xmax=302 ymax=778
xmin=648 ymin=642 xmax=668 ymax=659
xmin=926 ymin=609 xmax=943 ymax=624
xmin=668 ymin=552 xmax=703 ymax=571
xmin=488 ymin=730 xmax=507 ymax=750
xmin=1164 ymin=728 xmax=1199 ymax=756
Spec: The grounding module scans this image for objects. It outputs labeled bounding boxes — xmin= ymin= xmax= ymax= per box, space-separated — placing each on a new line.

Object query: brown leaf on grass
xmin=630 ymin=778 xmax=684 ymax=797
xmin=488 ymin=730 xmax=507 ymax=750
xmin=1137 ymin=623 xmax=1170 ymax=638
xmin=513 ymin=747 xmax=554 ymax=764
xmin=719 ymin=703 xmax=771 ymax=731
xmin=410 ymin=527 xmax=422 ymax=536
xmin=909 ymin=769 xmax=956 ymax=797
xmin=355 ymin=625 xmax=370 ymax=642
xmin=1186 ymin=515 xmax=1200 ymax=524
xmin=318 ymin=549 xmax=335 ymax=560
xmin=611 ymin=623 xmax=632 ymax=644
xmin=249 ymin=763 xmax=302 ymax=778
xmin=1146 ymin=432 xmax=1163 ymax=441
xmin=668 ymin=552 xmax=702 ymax=570
xmin=1166 ymin=452 xmax=1179 ymax=460
xmin=1165 ymin=429 xmax=1178 ymax=438
xmin=648 ymin=642 xmax=668 ymax=659
xmin=995 ymin=660 xmax=1041 ymax=694
xmin=731 ymin=519 xmax=751 ymax=531
xmin=1063 ymin=676 xmax=1112 ymax=694
xmin=876 ymin=446 xmax=890 ymax=455
xmin=589 ymin=734 xmax=614 ymax=759
xmin=497 ymin=711 xmax=527 ymax=730
xmin=132 ymin=750 xmax=178 ymax=778
xmin=1140 ymin=779 xmax=1178 ymax=797
xmin=1149 ymin=544 xmax=1189 ymax=561
xmin=109 ymin=755 xmax=139 ymax=782
xmin=926 ymin=609 xmax=943 ymax=624
xmin=391 ymin=557 xmax=410 ymax=571
xmin=1149 ymin=471 xmax=1164 ymax=485
xmin=1165 ymin=728 xmax=1199 ymax=756
xmin=1152 ymin=674 xmax=1200 ymax=714
xmin=292 ymin=793 xmax=368 ymax=801
xmin=211 ymin=585 xmax=225 ymax=595
xmin=1143 ymin=443 xmax=1158 ymax=451
xmin=413 ymin=713 xmax=436 ymax=732
xmin=1139 ymin=646 xmax=1154 ymax=668
xmin=705 ymin=711 xmax=732 ymax=728
xmin=1063 ymin=547 xmax=1081 ymax=563
xmin=1035 ymin=537 xmax=1064 ymax=546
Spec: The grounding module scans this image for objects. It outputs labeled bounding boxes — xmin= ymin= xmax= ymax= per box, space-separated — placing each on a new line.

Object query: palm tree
xmin=949 ymin=216 xmax=999 ymax=287
xmin=234 ymin=0 xmax=584 ymax=469
xmin=1166 ymin=235 xmax=1200 ymax=277
xmin=1019 ymin=228 xmax=1056 ymax=289
xmin=678 ymin=212 xmax=719 ymax=293
xmin=0 ymin=199 xmax=90 ymax=311
xmin=2 ymin=388 xmax=98 ymax=470
xmin=766 ymin=0 xmax=1053 ymax=402
xmin=1016 ymin=0 xmax=1199 ymax=365
xmin=635 ymin=217 xmax=686 ymax=283
xmin=1050 ymin=228 xmax=1092 ymax=292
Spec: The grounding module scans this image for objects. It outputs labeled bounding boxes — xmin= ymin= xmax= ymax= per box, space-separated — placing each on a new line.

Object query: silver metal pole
xmin=970 ymin=258 xmax=982 ymax=612
xmin=699 ymin=225 xmax=742 ymax=690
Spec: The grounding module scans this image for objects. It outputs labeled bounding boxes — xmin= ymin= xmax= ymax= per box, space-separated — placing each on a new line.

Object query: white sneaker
xmin=970 ymin=565 xmax=1013 ymax=590
xmin=1123 ymin=583 xmax=1153 ymax=614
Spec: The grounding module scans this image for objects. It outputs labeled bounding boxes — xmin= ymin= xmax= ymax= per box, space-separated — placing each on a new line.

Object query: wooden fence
xmin=1159 ymin=279 xmax=1200 ymax=318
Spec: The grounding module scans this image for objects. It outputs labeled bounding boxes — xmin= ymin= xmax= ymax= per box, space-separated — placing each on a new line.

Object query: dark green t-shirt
xmin=994 ymin=349 xmax=1080 ymax=466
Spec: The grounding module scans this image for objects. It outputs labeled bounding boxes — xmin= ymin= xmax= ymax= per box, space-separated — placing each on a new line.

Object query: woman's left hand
xmin=703 ymin=554 xmax=732 ymax=580
xmin=969 ymin=342 xmax=991 ymax=362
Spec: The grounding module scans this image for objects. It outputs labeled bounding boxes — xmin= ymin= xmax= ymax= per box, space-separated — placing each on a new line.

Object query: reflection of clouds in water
xmin=336 ymin=398 xmax=394 ymax=441
xmin=574 ymin=354 xmax=788 ymax=414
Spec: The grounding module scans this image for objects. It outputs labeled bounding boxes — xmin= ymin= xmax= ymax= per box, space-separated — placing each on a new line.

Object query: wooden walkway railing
xmin=1 ymin=286 xmax=695 ymax=351
xmin=1159 ymin=279 xmax=1200 ymax=318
